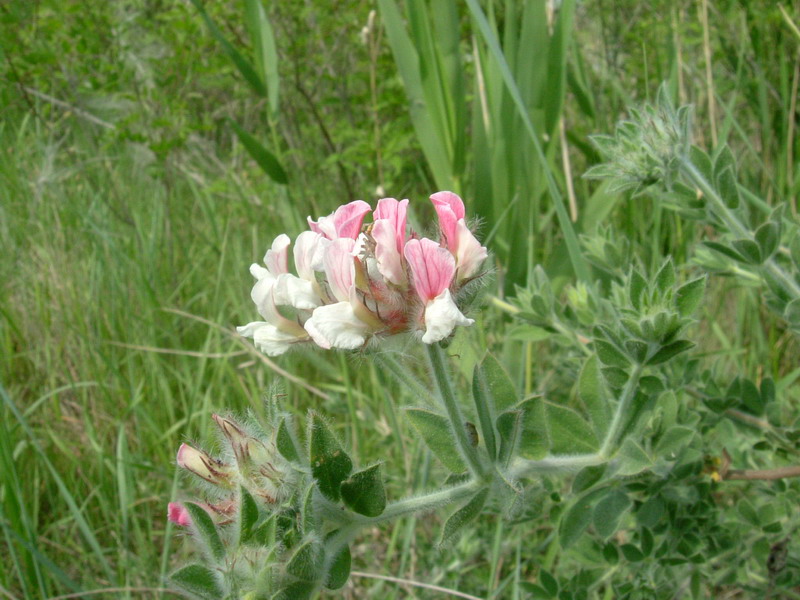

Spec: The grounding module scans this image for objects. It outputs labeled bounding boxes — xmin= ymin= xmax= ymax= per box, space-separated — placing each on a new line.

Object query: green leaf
xmin=571 ymin=464 xmax=606 ymax=494
xmin=518 ymin=397 xmax=550 ymax=459
xmin=615 ymin=439 xmax=653 ymax=476
xmin=170 ymin=564 xmax=223 ymax=600
xmin=471 ymin=359 xmax=497 ymax=460
xmin=620 ymin=544 xmax=645 ymax=562
xmin=440 ymin=488 xmax=489 ymax=545
xmin=703 ymin=241 xmax=746 ymax=263
xmin=405 ymin=408 xmax=466 ymax=473
xmin=539 ymin=570 xmax=559 ymax=597
xmin=602 ymin=367 xmax=630 ymax=389
xmin=755 ymin=221 xmax=780 ymax=260
xmin=184 ymin=503 xmax=225 ymax=563
xmin=286 ymin=539 xmax=323 ymax=582
xmin=654 ymin=260 xmax=675 ymax=296
xmin=593 ymin=340 xmax=630 ymax=368
xmin=559 ymin=489 xmax=604 ymax=549
xmin=713 ymin=145 xmax=736 ymax=180
xmin=276 ymin=417 xmax=300 ymax=463
xmin=731 ymin=239 xmax=762 ymax=265
xmin=716 ymin=166 xmax=740 ymax=209
xmin=239 ymin=486 xmax=259 ymax=544
xmin=496 ymin=409 xmax=522 ymax=465
xmin=476 ymin=353 xmax=518 ymax=412
xmin=578 ymin=355 xmax=611 ymax=438
xmin=628 ymin=270 xmax=647 ymax=311
xmin=646 ymin=340 xmax=694 ymax=365
xmin=309 ymin=413 xmax=353 ymax=502
xmin=655 ymin=425 xmax=696 ymax=457
xmin=340 ymin=464 xmax=386 ymax=518
xmin=689 ymin=145 xmax=713 ymax=182
xmin=230 ymin=120 xmax=288 ymax=184
xmin=636 ymin=496 xmax=665 ymax=528
xmin=593 ymin=489 xmax=632 ymax=539
xmin=545 ymin=402 xmax=599 ymax=454
xmin=676 ymin=277 xmax=705 ymax=317
xmin=271 ymin=581 xmax=316 ymax=600
xmin=324 ymin=535 xmax=351 ymax=590
xmin=624 ymin=340 xmax=649 ymax=364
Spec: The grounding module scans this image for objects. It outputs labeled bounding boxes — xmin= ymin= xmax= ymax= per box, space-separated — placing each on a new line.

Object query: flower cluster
xmin=237 ymin=192 xmax=488 ymax=355
xmin=168 ymin=414 xmax=292 ymax=527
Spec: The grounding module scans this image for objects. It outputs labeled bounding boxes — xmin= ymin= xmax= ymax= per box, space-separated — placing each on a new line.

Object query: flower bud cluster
xmin=238 ymin=191 xmax=488 ymax=355
xmin=168 ymin=414 xmax=292 ymax=527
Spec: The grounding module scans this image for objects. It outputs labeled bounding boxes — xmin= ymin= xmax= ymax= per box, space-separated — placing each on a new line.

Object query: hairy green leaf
xmin=440 ymin=488 xmax=489 ymax=545
xmin=184 ymin=503 xmax=225 ymax=563
xmin=405 ymin=408 xmax=466 ymax=473
xmin=309 ymin=413 xmax=353 ymax=502
xmin=170 ymin=564 xmax=223 ymax=600
xmin=340 ymin=464 xmax=386 ymax=517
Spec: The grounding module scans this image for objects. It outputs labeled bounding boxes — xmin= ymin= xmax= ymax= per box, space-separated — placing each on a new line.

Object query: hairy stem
xmin=426 ymin=343 xmax=485 ymax=477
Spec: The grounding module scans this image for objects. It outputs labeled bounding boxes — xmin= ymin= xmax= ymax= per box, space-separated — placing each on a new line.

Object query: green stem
xmin=599 ymin=362 xmax=644 ymax=456
xmin=680 ymin=158 xmax=800 ymax=301
xmin=509 ymin=362 xmax=644 ymax=479
xmin=426 ymin=343 xmax=485 ymax=477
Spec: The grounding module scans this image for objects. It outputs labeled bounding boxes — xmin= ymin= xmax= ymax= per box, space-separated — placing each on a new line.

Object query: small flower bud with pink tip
xmin=176 ymin=443 xmax=234 ymax=488
xmin=168 ymin=502 xmax=192 ymax=527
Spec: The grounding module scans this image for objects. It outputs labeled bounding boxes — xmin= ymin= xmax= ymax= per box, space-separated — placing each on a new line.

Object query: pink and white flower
xmin=239 ymin=193 xmax=487 ymax=354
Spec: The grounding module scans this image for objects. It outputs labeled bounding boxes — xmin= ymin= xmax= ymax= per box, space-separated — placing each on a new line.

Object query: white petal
xmin=421 ymin=289 xmax=474 ymax=344
xmin=304 ymin=302 xmax=369 ymax=350
xmin=294 ymin=231 xmax=328 ymax=281
xmin=272 ymin=273 xmax=321 ymax=310
xmin=454 ymin=219 xmax=488 ymax=281
xmin=250 ymin=276 xmax=277 ymax=319
xmin=249 ymin=263 xmax=272 ymax=281
xmin=237 ymin=321 xmax=269 ymax=338
xmin=252 ymin=323 xmax=304 ymax=356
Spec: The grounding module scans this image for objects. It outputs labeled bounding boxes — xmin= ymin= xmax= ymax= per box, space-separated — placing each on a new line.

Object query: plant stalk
xmin=426 ymin=343 xmax=485 ymax=477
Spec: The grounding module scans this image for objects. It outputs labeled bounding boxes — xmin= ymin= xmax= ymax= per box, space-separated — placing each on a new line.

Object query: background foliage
xmin=1 ymin=0 xmax=800 ymax=598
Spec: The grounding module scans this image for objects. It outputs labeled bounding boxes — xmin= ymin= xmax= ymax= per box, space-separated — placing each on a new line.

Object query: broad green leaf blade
xmin=654 ymin=260 xmax=675 ymax=296
xmin=188 ymin=0 xmax=267 ymax=97
xmin=559 ymin=488 xmax=606 ymax=549
xmin=496 ymin=409 xmax=522 ymax=466
xmin=571 ymin=464 xmax=606 ymax=494
xmin=309 ymin=412 xmax=353 ymax=502
xmin=655 ymin=425 xmax=696 ymax=458
xmin=230 ymin=119 xmax=288 ymax=184
xmin=477 ymin=352 xmax=518 ymax=412
xmin=324 ymin=537 xmax=351 ymax=590
xmin=755 ymin=221 xmax=780 ymax=260
xmin=578 ymin=355 xmax=611 ymax=438
xmin=440 ymin=488 xmax=489 ymax=545
xmin=615 ymin=439 xmax=653 ymax=476
xmin=340 ymin=464 xmax=386 ymax=517
xmin=184 ymin=503 xmax=225 ymax=563
xmin=239 ymin=486 xmax=259 ymax=544
xmin=518 ymin=397 xmax=550 ymax=459
xmin=271 ymin=581 xmax=316 ymax=600
xmin=286 ymin=539 xmax=324 ymax=582
xmin=405 ymin=408 xmax=466 ymax=473
xmin=545 ymin=402 xmax=599 ymax=454
xmin=170 ymin=564 xmax=223 ymax=600
xmin=676 ymin=277 xmax=706 ymax=317
xmin=593 ymin=489 xmax=632 ymax=539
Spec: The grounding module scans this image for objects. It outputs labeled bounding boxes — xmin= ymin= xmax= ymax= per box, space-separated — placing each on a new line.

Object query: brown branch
xmin=717 ymin=448 xmax=800 ymax=481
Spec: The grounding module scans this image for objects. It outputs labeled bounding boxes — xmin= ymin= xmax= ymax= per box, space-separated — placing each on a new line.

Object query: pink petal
xmin=454 ymin=220 xmax=488 ymax=281
xmin=333 ymin=200 xmax=372 ymax=239
xmin=430 ymin=191 xmax=465 ymax=252
xmin=404 ymin=238 xmax=456 ymax=302
xmin=324 ymin=238 xmax=357 ymax=302
xmin=374 ymin=198 xmax=409 ymax=252
xmin=168 ymin=502 xmax=192 ymax=527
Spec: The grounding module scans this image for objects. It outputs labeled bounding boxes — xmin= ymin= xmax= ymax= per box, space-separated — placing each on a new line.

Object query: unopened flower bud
xmin=176 ymin=443 xmax=234 ymax=488
xmin=167 ymin=502 xmax=191 ymax=527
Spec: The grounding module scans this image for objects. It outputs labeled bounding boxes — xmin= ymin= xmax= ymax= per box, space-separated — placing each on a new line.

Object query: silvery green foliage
xmin=586 ymin=85 xmax=800 ymax=336
xmin=584 ymin=85 xmax=692 ymax=196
